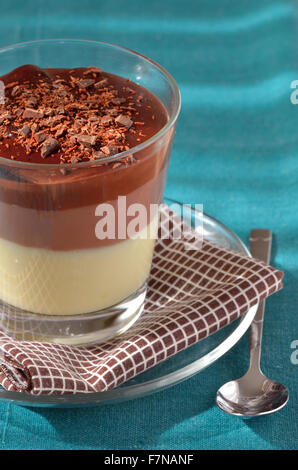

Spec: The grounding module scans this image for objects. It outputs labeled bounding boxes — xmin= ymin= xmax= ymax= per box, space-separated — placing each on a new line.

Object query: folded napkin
xmin=0 ymin=206 xmax=283 ymax=395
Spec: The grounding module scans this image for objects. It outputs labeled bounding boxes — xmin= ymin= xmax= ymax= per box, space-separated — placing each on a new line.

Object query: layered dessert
xmin=0 ymin=64 xmax=170 ymax=316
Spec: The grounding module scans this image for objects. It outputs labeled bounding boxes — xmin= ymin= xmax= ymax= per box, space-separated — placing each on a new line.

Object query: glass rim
xmin=0 ymin=38 xmax=181 ymax=170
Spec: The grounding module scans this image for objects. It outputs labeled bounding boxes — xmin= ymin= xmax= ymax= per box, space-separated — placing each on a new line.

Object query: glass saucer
xmin=0 ymin=199 xmax=257 ymax=407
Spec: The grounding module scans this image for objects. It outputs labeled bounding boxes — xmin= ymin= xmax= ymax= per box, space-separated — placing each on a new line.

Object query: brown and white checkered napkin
xmin=0 ymin=207 xmax=283 ymax=395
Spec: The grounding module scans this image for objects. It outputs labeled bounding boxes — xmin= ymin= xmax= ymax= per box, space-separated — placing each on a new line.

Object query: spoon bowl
xmin=216 ymin=374 xmax=289 ymax=417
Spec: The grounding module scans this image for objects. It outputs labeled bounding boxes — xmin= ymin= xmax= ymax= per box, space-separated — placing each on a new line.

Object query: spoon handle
xmin=248 ymin=229 xmax=272 ymax=371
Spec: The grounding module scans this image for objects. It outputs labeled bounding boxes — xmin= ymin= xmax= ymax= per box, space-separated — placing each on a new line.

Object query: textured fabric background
xmin=0 ymin=0 xmax=297 ymax=450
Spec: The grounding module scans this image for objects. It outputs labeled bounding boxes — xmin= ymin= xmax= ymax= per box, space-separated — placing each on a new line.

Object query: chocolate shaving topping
xmin=41 ymin=137 xmax=59 ymax=158
xmin=57 ymin=106 xmax=65 ymax=115
xmin=0 ymin=65 xmax=162 ymax=165
xmin=94 ymin=78 xmax=108 ymax=89
xmin=55 ymin=126 xmax=66 ymax=138
xmin=68 ymin=136 xmax=77 ymax=146
xmin=31 ymin=123 xmax=40 ymax=133
xmin=44 ymin=108 xmax=55 ymax=117
xmin=76 ymin=79 xmax=95 ymax=89
xmin=23 ymin=108 xmax=44 ymax=119
xmin=34 ymin=131 xmax=47 ymax=144
xmin=89 ymin=115 xmax=100 ymax=124
xmin=26 ymin=97 xmax=37 ymax=108
xmin=101 ymin=115 xmax=113 ymax=125
xmin=100 ymin=145 xmax=119 ymax=156
xmin=83 ymin=67 xmax=102 ymax=75
xmin=18 ymin=125 xmax=31 ymax=137
xmin=11 ymin=86 xmax=21 ymax=97
xmin=0 ymin=112 xmax=12 ymax=124
xmin=57 ymin=89 xmax=67 ymax=97
xmin=76 ymin=134 xmax=97 ymax=148
xmin=112 ymin=97 xmax=126 ymax=105
xmin=93 ymin=151 xmax=106 ymax=159
xmin=115 ymin=114 xmax=133 ymax=128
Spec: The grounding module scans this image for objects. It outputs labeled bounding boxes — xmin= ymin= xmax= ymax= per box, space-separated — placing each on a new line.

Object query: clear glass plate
xmin=0 ymin=199 xmax=257 ymax=407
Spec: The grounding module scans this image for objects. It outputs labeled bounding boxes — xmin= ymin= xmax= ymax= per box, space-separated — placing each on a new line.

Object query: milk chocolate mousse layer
xmin=0 ymin=65 xmax=170 ymax=250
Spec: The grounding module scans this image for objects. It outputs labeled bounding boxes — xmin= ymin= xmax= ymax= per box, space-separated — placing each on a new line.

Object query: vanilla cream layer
xmin=0 ymin=217 xmax=158 ymax=316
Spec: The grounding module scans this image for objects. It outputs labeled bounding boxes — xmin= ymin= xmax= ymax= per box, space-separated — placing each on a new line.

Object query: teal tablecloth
xmin=0 ymin=0 xmax=297 ymax=450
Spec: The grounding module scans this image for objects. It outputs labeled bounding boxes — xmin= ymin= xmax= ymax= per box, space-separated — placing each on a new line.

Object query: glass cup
xmin=0 ymin=39 xmax=180 ymax=345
